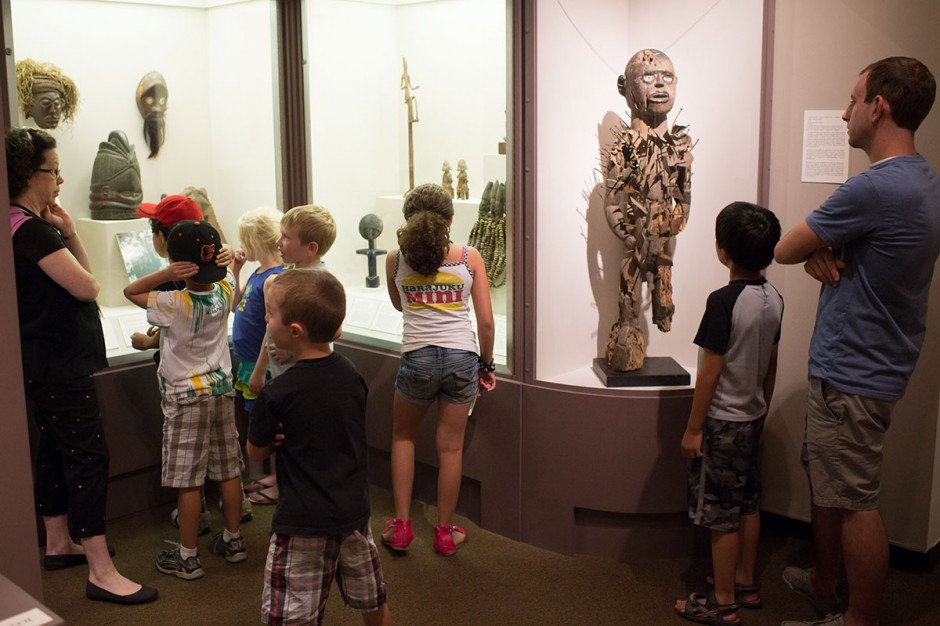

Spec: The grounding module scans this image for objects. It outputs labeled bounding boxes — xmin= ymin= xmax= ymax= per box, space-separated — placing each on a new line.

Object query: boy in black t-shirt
xmin=675 ymin=202 xmax=783 ymax=626
xmin=247 ymin=269 xmax=390 ymax=626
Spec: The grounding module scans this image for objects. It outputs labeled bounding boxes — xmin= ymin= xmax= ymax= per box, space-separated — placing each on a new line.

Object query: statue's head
xmin=16 ymin=59 xmax=79 ymax=129
xmin=136 ymin=71 xmax=168 ymax=158
xmin=618 ymin=49 xmax=676 ymax=126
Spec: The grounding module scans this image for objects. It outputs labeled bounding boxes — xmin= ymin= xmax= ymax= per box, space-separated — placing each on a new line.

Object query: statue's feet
xmin=606 ymin=323 xmax=645 ymax=371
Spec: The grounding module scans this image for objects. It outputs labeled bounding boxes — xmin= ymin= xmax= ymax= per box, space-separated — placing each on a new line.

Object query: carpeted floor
xmin=39 ymin=486 xmax=940 ymax=625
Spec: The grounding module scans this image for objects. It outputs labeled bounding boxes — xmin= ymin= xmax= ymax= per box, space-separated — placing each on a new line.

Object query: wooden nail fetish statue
xmin=15 ymin=59 xmax=79 ymax=129
xmin=602 ymin=49 xmax=693 ymax=371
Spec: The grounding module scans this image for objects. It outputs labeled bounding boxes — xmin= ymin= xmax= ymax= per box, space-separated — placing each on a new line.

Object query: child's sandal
xmin=675 ymin=591 xmax=741 ymax=625
xmin=705 ymin=575 xmax=762 ymax=610
xmin=733 ymin=582 xmax=762 ymax=610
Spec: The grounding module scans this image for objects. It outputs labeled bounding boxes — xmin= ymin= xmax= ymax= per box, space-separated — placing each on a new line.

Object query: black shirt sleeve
xmin=693 ymin=287 xmax=736 ymax=355
xmin=14 ymin=217 xmax=66 ymax=263
xmin=248 ymin=387 xmax=276 ymax=448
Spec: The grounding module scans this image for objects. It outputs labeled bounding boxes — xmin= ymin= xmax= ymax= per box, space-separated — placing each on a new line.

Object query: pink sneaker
xmin=381 ymin=518 xmax=413 ymax=551
xmin=433 ymin=524 xmax=466 ymax=556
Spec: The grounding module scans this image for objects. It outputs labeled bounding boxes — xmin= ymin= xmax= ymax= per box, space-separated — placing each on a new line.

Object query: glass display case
xmin=8 ymin=0 xmax=280 ymax=361
xmin=303 ymin=0 xmax=513 ymax=369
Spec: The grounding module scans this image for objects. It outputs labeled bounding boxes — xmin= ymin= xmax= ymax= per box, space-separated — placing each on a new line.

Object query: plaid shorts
xmin=688 ymin=416 xmax=764 ymax=532
xmin=161 ymin=393 xmax=242 ymax=488
xmin=262 ymin=521 xmax=387 ymax=626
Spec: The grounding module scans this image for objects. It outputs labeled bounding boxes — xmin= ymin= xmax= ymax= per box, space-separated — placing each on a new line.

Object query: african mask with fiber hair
xmin=15 ymin=59 xmax=79 ymax=129
xmin=136 ymin=71 xmax=168 ymax=158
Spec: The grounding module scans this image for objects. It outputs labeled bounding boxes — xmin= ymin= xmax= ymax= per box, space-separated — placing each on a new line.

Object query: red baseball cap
xmin=137 ymin=195 xmax=203 ymax=228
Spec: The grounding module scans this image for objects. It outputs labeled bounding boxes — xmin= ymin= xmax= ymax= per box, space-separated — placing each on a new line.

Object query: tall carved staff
xmin=401 ymin=57 xmax=419 ymax=191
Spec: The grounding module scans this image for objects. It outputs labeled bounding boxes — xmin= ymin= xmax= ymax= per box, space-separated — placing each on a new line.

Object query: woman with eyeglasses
xmin=6 ymin=128 xmax=157 ymax=605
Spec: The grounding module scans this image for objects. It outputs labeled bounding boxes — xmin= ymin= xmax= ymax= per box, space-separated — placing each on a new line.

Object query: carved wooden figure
xmin=602 ymin=49 xmax=693 ymax=371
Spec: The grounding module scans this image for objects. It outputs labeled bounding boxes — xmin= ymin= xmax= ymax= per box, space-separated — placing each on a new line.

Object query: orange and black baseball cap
xmin=137 ymin=195 xmax=203 ymax=228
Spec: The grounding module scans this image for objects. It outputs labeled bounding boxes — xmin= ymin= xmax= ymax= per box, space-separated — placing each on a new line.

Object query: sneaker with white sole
xmin=781 ymin=615 xmax=844 ymax=626
xmin=209 ymin=532 xmax=247 ymax=563
xmin=155 ymin=547 xmax=204 ymax=580
xmin=782 ymin=566 xmax=843 ymax=615
xmin=170 ymin=507 xmax=212 ymax=535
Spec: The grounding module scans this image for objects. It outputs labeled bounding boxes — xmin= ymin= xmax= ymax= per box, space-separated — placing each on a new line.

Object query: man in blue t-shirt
xmin=776 ymin=57 xmax=939 ymax=626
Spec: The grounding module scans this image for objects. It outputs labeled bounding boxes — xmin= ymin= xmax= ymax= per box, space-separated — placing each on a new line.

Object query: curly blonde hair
xmin=238 ymin=207 xmax=283 ymax=260
xmin=16 ymin=59 xmax=79 ymax=123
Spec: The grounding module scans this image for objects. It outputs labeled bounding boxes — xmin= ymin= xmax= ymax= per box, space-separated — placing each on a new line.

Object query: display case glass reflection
xmin=304 ymin=0 xmax=512 ymax=368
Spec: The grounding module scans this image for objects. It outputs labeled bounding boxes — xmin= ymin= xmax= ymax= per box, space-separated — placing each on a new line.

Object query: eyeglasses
xmin=37 ymin=168 xmax=61 ymax=178
xmin=639 ymin=72 xmax=675 ymax=85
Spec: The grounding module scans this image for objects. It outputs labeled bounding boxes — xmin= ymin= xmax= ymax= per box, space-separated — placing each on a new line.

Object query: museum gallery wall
xmin=9 ymin=0 xmax=278 ymax=251
xmin=763 ymin=0 xmax=940 ymax=552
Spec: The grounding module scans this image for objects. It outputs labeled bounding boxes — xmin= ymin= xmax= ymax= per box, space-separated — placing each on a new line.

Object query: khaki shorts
xmin=161 ymin=393 xmax=242 ymax=488
xmin=802 ymin=378 xmax=894 ymax=510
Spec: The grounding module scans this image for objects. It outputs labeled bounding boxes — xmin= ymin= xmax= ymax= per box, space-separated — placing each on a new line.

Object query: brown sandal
xmin=675 ymin=592 xmax=741 ymax=625
xmin=705 ymin=575 xmax=762 ymax=609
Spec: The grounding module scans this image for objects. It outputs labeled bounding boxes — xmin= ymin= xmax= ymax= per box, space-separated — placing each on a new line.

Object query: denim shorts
xmin=396 ymin=346 xmax=479 ymax=406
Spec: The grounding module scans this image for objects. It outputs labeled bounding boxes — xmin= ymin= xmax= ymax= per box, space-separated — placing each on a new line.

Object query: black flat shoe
xmin=44 ymin=553 xmax=88 ymax=570
xmin=43 ymin=544 xmax=117 ymax=570
xmin=85 ymin=581 xmax=158 ymax=605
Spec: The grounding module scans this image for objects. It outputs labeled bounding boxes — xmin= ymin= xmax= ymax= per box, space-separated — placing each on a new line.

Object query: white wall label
xmin=0 ymin=608 xmax=54 ymax=626
xmin=801 ymin=110 xmax=849 ymax=184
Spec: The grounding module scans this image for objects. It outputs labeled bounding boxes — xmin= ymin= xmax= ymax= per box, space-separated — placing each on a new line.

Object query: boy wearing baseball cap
xmin=124 ymin=220 xmax=247 ymax=580
xmin=131 ymin=195 xmax=248 ymax=534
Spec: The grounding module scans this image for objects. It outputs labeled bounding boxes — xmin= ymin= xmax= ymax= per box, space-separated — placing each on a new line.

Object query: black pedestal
xmin=592 ymin=356 xmax=690 ymax=387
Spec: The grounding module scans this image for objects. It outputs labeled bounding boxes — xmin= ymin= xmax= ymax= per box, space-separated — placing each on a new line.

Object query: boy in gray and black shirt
xmin=675 ymin=201 xmax=783 ymax=626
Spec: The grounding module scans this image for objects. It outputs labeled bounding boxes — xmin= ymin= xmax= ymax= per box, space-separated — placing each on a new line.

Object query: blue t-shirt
xmin=233 ymin=265 xmax=284 ymax=362
xmin=806 ymin=155 xmax=940 ymax=401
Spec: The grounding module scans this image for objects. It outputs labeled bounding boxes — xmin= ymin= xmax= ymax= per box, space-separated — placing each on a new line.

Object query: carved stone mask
xmin=136 ymin=71 xmax=168 ymax=158
xmin=619 ymin=49 xmax=676 ymax=125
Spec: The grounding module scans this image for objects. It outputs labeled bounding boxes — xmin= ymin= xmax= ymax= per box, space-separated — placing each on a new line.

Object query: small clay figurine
xmin=356 ymin=214 xmax=388 ymax=288
xmin=441 ymin=160 xmax=454 ymax=198
xmin=137 ymin=71 xmax=168 ymax=158
xmin=456 ymin=159 xmax=469 ymax=200
xmin=15 ymin=59 xmax=79 ymax=129
xmin=89 ymin=130 xmax=142 ymax=220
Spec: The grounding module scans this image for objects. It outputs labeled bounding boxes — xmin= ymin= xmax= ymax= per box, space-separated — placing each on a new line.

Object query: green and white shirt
xmin=148 ymin=275 xmax=234 ymax=402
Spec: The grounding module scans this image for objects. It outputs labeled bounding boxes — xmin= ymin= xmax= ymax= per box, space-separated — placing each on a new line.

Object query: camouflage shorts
xmin=688 ymin=416 xmax=764 ymax=532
